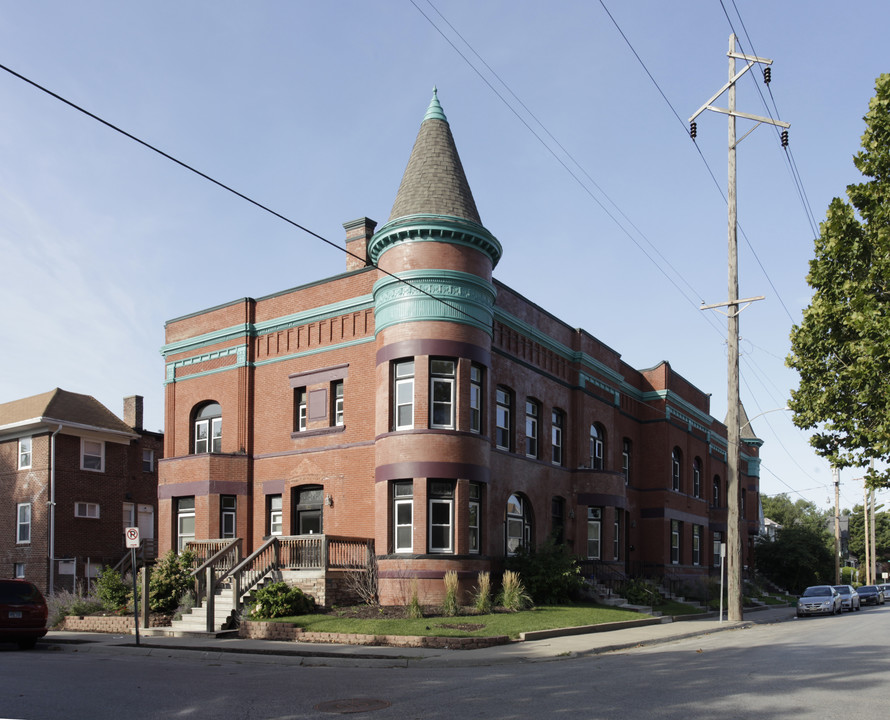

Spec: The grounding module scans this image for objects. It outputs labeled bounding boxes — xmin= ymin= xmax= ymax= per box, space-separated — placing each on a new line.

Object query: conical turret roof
xmin=388 ymin=88 xmax=481 ymax=224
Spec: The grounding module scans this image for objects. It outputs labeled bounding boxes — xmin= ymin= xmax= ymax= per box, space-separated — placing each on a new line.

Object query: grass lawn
xmin=262 ymin=603 xmax=649 ymax=640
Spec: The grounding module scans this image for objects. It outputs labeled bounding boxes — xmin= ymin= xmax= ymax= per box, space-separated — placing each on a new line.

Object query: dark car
xmin=0 ymin=579 xmax=48 ymax=649
xmin=857 ymin=585 xmax=885 ymax=606
xmin=833 ymin=584 xmax=861 ymax=612
xmin=797 ymin=585 xmax=843 ymax=617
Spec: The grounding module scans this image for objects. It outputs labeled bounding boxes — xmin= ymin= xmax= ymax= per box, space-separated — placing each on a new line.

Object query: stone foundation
xmin=238 ymin=620 xmax=509 ymax=649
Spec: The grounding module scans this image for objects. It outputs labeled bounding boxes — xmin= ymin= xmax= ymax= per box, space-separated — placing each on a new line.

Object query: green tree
xmin=761 ymin=494 xmax=830 ymax=534
xmin=847 ymin=504 xmax=890 ymax=564
xmin=787 ymin=74 xmax=890 ymax=485
xmin=755 ymin=525 xmax=834 ymax=594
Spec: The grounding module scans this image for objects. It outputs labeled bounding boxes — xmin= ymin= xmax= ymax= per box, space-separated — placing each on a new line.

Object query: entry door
xmin=137 ymin=504 xmax=155 ymax=557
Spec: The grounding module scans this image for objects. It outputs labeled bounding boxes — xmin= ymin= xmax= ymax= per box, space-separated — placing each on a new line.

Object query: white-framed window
xmin=428 ymin=481 xmax=454 ymax=553
xmin=496 ymin=387 xmax=511 ymax=450
xmin=469 ymin=483 xmax=481 ymax=554
xmin=194 ymin=403 xmax=222 ymax=453
xmin=14 ymin=562 xmax=25 ymax=579
xmin=551 ymin=409 xmax=564 ymax=465
xmin=693 ymin=458 xmax=702 ymax=498
xmin=622 ymin=439 xmax=631 ymax=485
xmin=671 ymin=448 xmax=681 ymax=492
xmin=713 ymin=531 xmax=723 ymax=567
xmin=268 ymin=495 xmax=283 ymax=536
xmin=176 ymin=497 xmax=195 ymax=552
xmin=221 ymin=495 xmax=237 ymax=538
xmin=295 ymin=388 xmax=308 ymax=431
xmin=75 ymin=502 xmax=100 ymax=519
xmin=430 ymin=359 xmax=456 ymax=429
xmin=333 ymin=381 xmax=344 ymax=426
xmin=692 ymin=525 xmax=702 ymax=566
xmin=671 ymin=520 xmax=680 ymax=564
xmin=590 ymin=424 xmax=604 ymax=469
xmin=142 ymin=448 xmax=154 ymax=473
xmin=587 ymin=507 xmax=602 ymax=559
xmin=81 ymin=439 xmax=104 ymax=472
xmin=713 ymin=475 xmax=721 ymax=508
xmin=19 ymin=437 xmax=32 ymax=469
xmin=393 ymin=481 xmax=413 ymax=553
xmin=506 ymin=494 xmax=531 ymax=556
xmin=17 ymin=503 xmax=31 ymax=544
xmin=525 ymin=399 xmax=539 ymax=458
xmin=394 ymin=360 xmax=415 ymax=431
xmin=469 ymin=365 xmax=483 ymax=434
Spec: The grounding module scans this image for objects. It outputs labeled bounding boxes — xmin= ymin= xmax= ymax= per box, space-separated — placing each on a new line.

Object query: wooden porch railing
xmin=185 ymin=535 xmax=374 ymax=630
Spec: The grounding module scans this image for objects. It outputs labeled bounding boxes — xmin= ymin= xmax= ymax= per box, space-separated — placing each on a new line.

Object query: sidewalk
xmin=40 ymin=605 xmax=794 ymax=668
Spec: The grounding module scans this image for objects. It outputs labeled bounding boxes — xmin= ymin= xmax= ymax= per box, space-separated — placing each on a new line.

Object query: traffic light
xmin=781 ymin=129 xmax=788 ymax=147
xmin=690 ymin=121 xmax=697 ymax=140
xmin=763 ymin=67 xmax=771 ymax=85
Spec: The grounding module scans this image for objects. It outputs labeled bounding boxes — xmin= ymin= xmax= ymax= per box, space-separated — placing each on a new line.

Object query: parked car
xmin=878 ymin=583 xmax=890 ymax=600
xmin=857 ymin=585 xmax=886 ymax=606
xmin=832 ymin=584 xmax=861 ymax=612
xmin=797 ymin=585 xmax=842 ymax=617
xmin=0 ymin=579 xmax=48 ymax=649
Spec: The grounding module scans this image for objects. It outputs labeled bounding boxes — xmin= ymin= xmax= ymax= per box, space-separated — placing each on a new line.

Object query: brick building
xmin=0 ymin=389 xmax=161 ymax=593
xmin=159 ymin=90 xmax=761 ymax=606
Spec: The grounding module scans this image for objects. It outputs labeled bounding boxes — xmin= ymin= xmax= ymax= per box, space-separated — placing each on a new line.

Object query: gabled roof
xmin=388 ymin=88 xmax=481 ymax=224
xmin=0 ymin=388 xmax=137 ymax=440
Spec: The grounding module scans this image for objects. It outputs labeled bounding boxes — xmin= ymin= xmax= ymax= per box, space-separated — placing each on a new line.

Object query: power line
xmin=414 ymin=0 xmax=726 ymax=340
xmin=0 ymin=61 xmax=480 ymax=325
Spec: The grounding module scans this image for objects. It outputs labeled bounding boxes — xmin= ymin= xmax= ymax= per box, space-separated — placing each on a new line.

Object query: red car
xmin=0 ymin=579 xmax=48 ymax=649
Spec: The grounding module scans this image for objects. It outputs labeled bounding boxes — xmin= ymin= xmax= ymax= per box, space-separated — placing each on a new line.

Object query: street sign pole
xmin=125 ymin=527 xmax=141 ymax=646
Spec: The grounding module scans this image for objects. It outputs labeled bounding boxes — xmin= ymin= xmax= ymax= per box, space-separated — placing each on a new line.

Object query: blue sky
xmin=0 ymin=1 xmax=887 ymax=513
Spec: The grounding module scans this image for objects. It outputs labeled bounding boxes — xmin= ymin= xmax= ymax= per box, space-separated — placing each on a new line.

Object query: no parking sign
xmin=125 ymin=527 xmax=140 ymax=548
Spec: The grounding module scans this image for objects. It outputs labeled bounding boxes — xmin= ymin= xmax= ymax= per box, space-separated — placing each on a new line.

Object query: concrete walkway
xmin=39 ymin=606 xmax=795 ymax=668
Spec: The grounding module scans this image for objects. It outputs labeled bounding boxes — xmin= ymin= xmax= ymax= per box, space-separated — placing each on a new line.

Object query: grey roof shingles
xmin=0 ymin=388 xmax=135 ymax=435
xmin=388 ymin=90 xmax=481 ymax=224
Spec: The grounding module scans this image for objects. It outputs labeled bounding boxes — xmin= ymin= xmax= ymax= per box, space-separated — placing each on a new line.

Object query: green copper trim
xmin=161 ymin=295 xmax=374 ymax=358
xmin=424 ymin=87 xmax=447 ymax=122
xmin=368 ymin=214 xmax=502 ymax=268
xmin=164 ymin=336 xmax=374 ymax=385
xmin=373 ymin=269 xmax=496 ymax=336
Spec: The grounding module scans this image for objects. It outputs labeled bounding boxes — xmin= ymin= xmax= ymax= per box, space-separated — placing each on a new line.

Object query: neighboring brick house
xmin=0 ymin=389 xmax=161 ymax=594
xmin=159 ymin=90 xmax=762 ymax=606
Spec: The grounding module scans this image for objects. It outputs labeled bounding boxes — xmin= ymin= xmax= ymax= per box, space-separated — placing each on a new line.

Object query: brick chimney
xmin=343 ymin=217 xmax=377 ymax=271
xmin=124 ymin=395 xmax=143 ymax=431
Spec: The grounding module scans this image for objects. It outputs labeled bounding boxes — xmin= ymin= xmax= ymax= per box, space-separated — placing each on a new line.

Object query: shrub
xmin=440 ymin=570 xmax=460 ymax=617
xmin=498 ymin=570 xmax=533 ymax=612
xmin=94 ymin=566 xmax=130 ymax=612
xmin=504 ymin=539 xmax=584 ymax=604
xmin=406 ymin=579 xmax=423 ymax=619
xmin=621 ymin=578 xmax=664 ymax=607
xmin=47 ymin=586 xmax=103 ymax=627
xmin=250 ymin=582 xmax=316 ymax=619
xmin=149 ymin=550 xmax=196 ymax=614
xmin=473 ymin=571 xmax=493 ymax=614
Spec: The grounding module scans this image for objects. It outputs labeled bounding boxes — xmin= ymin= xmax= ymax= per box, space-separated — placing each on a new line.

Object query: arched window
xmin=693 ymin=457 xmax=702 ymax=498
xmin=671 ymin=448 xmax=682 ymax=492
xmin=193 ymin=402 xmax=222 ymax=454
xmin=590 ymin=423 xmax=605 ymax=469
xmin=505 ymin=493 xmax=532 ymax=555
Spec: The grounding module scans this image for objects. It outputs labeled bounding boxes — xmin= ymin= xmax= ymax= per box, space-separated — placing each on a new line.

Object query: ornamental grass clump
xmin=473 ymin=571 xmax=493 ymax=614
xmin=440 ymin=570 xmax=460 ymax=617
xmin=406 ymin=579 xmax=423 ymax=619
xmin=498 ymin=570 xmax=533 ymax=612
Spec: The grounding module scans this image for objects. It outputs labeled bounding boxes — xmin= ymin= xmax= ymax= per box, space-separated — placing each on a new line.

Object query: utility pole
xmin=864 ymin=483 xmax=871 ymax=584
xmin=833 ymin=467 xmax=840 ymax=584
xmin=691 ymin=35 xmax=789 ymax=622
xmin=869 ymin=486 xmax=876 ymax=585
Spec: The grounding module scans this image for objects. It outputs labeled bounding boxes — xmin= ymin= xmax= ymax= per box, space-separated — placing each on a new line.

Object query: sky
xmin=0 ymin=1 xmax=887 ymax=514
